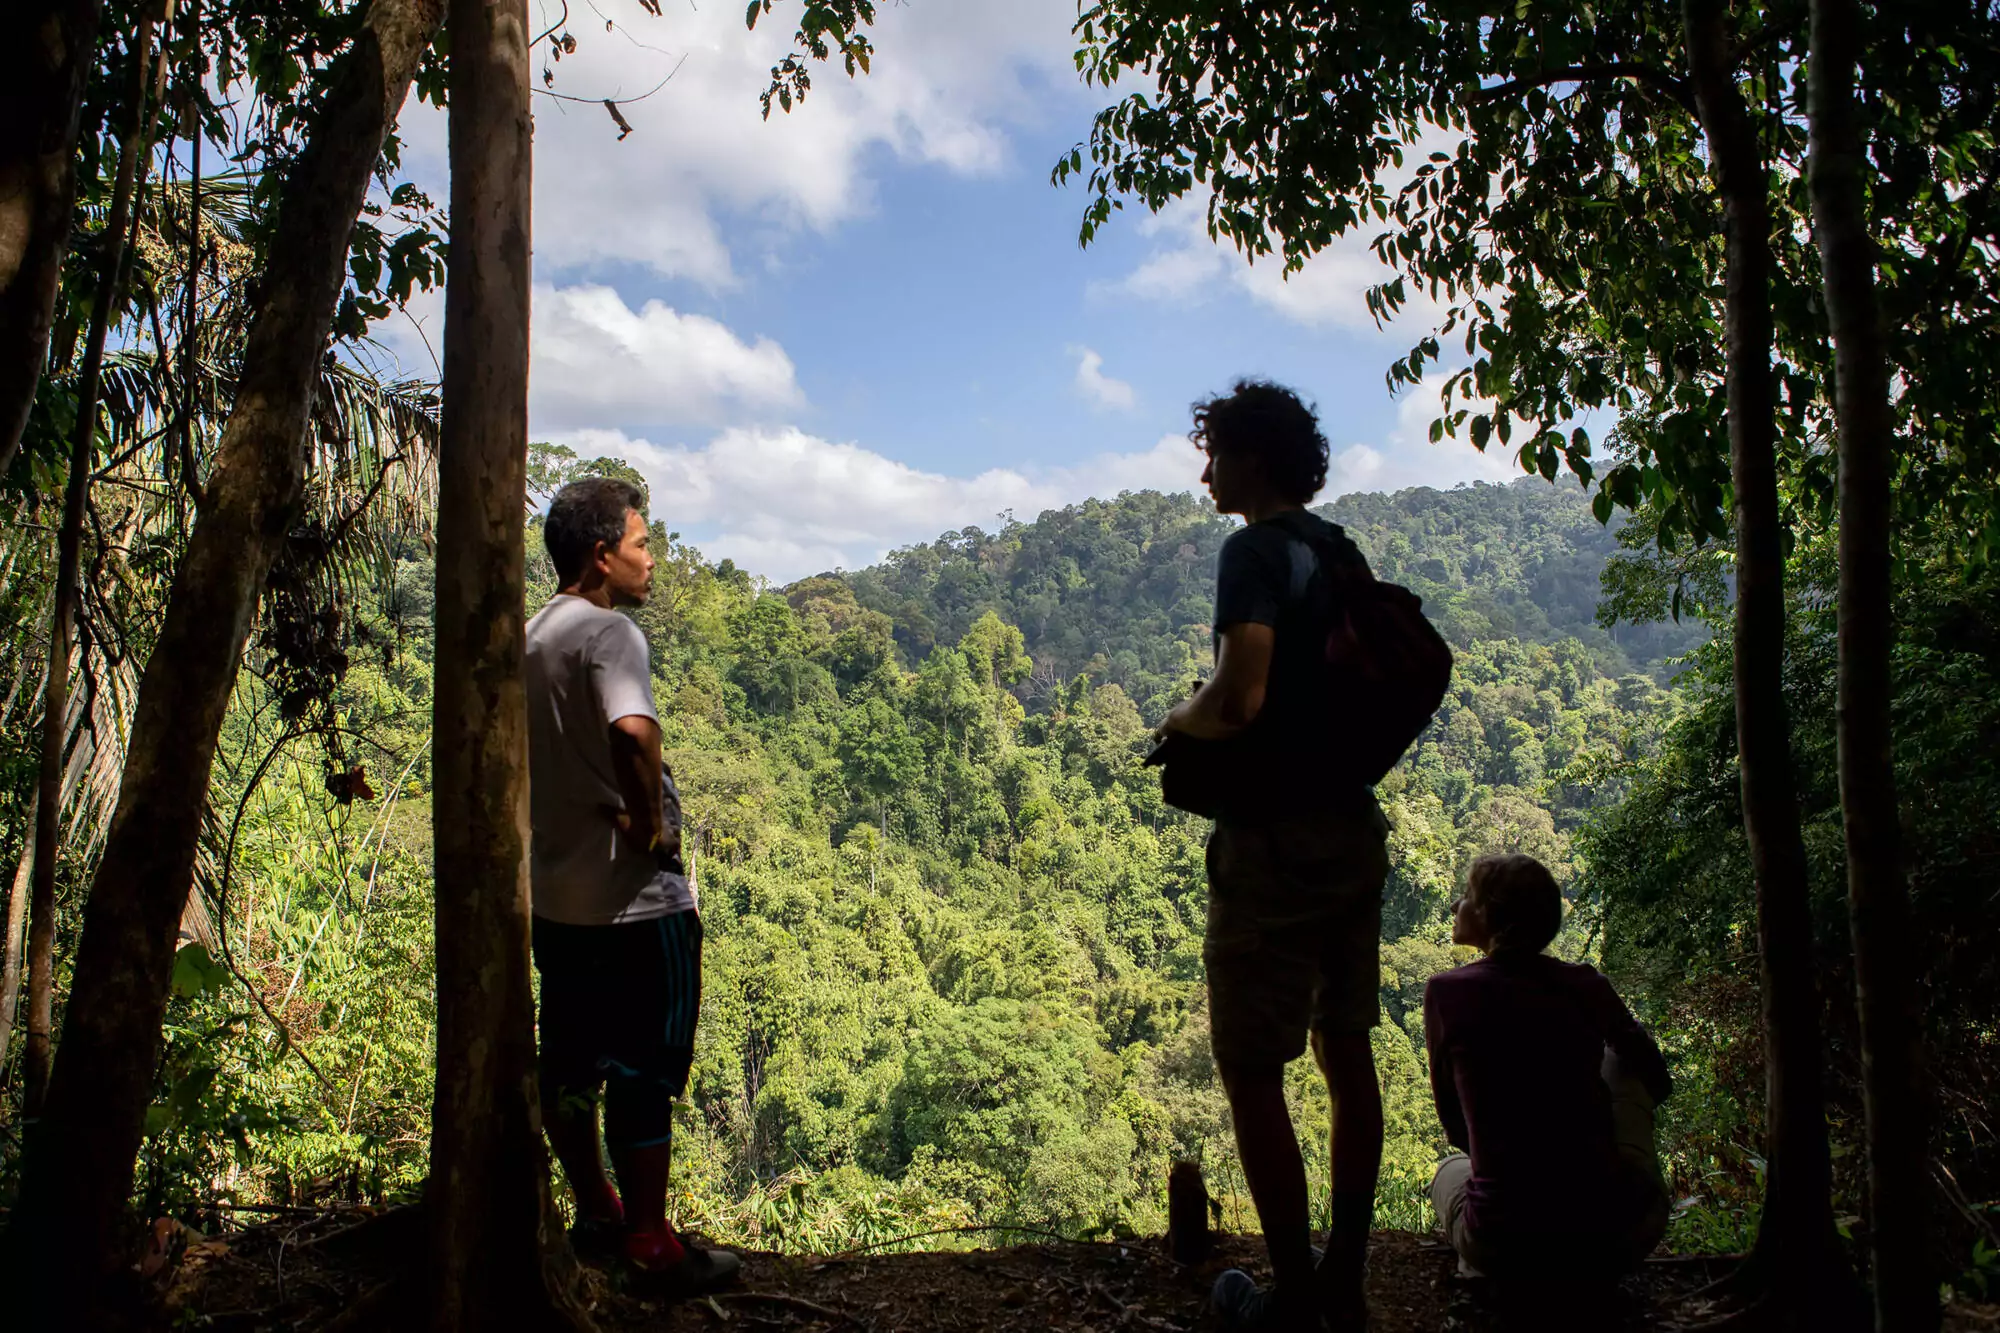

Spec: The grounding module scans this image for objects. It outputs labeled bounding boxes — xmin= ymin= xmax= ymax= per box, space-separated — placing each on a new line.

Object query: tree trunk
xmin=2 ymin=0 xmax=446 ymax=1308
xmin=0 ymin=811 xmax=34 ymax=1078
xmin=423 ymin=0 xmax=589 ymax=1327
xmin=1807 ymin=0 xmax=1933 ymax=1327
xmin=21 ymin=6 xmax=154 ymax=1122
xmin=1682 ymin=0 xmax=1860 ymax=1324
xmin=0 ymin=0 xmax=104 ymax=479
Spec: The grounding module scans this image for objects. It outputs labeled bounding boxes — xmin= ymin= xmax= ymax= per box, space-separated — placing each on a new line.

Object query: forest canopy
xmin=4 ymin=475 xmax=1717 ymax=1248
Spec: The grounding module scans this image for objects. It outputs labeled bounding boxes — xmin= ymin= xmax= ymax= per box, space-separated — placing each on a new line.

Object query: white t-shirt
xmin=525 ymin=595 xmax=694 ymax=925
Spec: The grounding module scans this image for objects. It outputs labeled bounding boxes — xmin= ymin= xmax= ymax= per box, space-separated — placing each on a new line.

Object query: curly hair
xmin=1188 ymin=379 xmax=1331 ymax=505
xmin=1467 ymin=853 xmax=1565 ymax=954
xmin=545 ymin=476 xmax=645 ymax=586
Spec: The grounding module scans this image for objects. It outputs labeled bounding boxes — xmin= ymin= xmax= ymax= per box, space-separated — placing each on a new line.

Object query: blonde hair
xmin=1467 ymin=854 xmax=1563 ymax=954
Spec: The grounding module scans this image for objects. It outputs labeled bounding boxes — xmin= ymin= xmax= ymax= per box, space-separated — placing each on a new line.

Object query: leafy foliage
xmin=1056 ymin=0 xmax=2000 ymax=554
xmin=2 ymin=481 xmax=1707 ymax=1252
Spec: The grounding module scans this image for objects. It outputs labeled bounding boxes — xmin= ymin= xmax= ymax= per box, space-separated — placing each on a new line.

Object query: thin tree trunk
xmin=177 ymin=0 xmax=206 ymax=512
xmin=23 ymin=7 xmax=154 ymax=1121
xmin=424 ymin=0 xmax=588 ymax=1327
xmin=1682 ymin=0 xmax=1860 ymax=1324
xmin=0 ymin=0 xmax=105 ymax=478
xmin=1807 ymin=0 xmax=1932 ymax=1326
xmin=0 ymin=812 xmax=35 ymax=1078
xmin=2 ymin=0 xmax=445 ymax=1308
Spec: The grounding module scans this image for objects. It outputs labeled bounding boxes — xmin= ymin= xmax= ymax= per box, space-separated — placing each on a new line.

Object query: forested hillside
xmin=38 ymin=476 xmax=1708 ymax=1254
xmin=846 ymin=480 xmax=1703 ymax=717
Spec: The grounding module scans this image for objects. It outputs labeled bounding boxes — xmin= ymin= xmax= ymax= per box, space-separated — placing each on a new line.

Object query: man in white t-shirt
xmin=527 ymin=477 xmax=736 ymax=1290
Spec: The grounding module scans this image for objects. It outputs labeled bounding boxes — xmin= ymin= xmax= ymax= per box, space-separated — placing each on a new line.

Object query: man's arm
xmin=607 ymin=713 xmax=677 ymax=862
xmin=1158 ymin=622 xmax=1275 ymax=740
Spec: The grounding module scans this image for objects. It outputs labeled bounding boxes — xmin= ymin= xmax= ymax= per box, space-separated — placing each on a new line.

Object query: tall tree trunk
xmin=2 ymin=0 xmax=446 ymax=1309
xmin=1682 ymin=0 xmax=1860 ymax=1324
xmin=177 ymin=0 xmax=205 ymax=511
xmin=1807 ymin=0 xmax=1932 ymax=1327
xmin=0 ymin=0 xmax=104 ymax=479
xmin=424 ymin=1 xmax=588 ymax=1328
xmin=24 ymin=6 xmax=154 ymax=1121
xmin=0 ymin=811 xmax=34 ymax=1078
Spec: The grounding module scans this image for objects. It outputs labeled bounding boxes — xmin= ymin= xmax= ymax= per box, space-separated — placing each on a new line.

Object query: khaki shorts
xmin=1203 ymin=805 xmax=1390 ymax=1072
xmin=1429 ymin=1055 xmax=1670 ymax=1278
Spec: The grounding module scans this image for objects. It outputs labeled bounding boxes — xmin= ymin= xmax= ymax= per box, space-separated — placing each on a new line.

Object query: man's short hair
xmin=1467 ymin=853 xmax=1564 ymax=954
xmin=545 ymin=477 xmax=645 ymax=586
xmin=1189 ymin=379 xmax=1330 ymax=505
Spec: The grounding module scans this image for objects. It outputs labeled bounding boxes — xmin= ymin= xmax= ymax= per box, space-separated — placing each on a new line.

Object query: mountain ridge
xmin=834 ymin=478 xmax=1702 ymax=713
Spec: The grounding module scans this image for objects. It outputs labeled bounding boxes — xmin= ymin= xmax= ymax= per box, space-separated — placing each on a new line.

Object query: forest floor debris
xmin=153 ymin=1210 xmax=2000 ymax=1331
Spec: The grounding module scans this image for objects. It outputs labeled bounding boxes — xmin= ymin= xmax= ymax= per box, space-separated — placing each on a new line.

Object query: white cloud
xmin=549 ymin=425 xmax=1200 ymax=581
xmin=1324 ymin=378 xmax=1535 ymax=498
xmin=1104 ymin=202 xmax=1437 ymax=334
xmin=1099 ymin=130 xmax=1464 ymax=334
xmin=529 ymin=283 xmax=801 ymax=433
xmin=541 ymin=375 xmax=1559 ymax=584
xmin=1072 ymin=347 xmax=1136 ymax=411
xmin=386 ymin=0 xmax=1087 ymax=287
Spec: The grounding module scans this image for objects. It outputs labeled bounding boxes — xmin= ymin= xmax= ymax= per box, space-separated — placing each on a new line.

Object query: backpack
xmin=1303 ymin=535 xmax=1455 ymax=785
xmin=1148 ymin=516 xmax=1453 ymax=815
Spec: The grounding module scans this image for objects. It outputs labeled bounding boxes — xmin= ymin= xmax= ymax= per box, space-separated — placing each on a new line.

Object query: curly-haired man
xmin=1157 ymin=381 xmax=1389 ymax=1331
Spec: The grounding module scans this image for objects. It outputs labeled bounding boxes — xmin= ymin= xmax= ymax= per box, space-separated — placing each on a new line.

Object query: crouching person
xmin=1423 ymin=854 xmax=1672 ymax=1282
xmin=527 ymin=478 xmax=738 ymax=1292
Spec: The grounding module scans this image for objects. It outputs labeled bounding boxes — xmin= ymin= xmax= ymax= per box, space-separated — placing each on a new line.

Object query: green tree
xmin=1051 ymin=0 xmax=1919 ymax=1312
xmin=4 ymin=0 xmax=450 ymax=1307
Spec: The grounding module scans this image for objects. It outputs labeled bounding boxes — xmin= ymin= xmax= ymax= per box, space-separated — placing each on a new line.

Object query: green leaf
xmin=171 ymin=943 xmax=230 ymax=1000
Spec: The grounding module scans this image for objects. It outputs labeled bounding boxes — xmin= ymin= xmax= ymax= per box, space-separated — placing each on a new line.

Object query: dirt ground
xmin=152 ymin=1211 xmax=2000 ymax=1332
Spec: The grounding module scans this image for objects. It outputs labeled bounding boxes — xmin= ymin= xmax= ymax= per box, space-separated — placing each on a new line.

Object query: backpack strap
xmin=1270 ymin=511 xmax=1370 ymax=608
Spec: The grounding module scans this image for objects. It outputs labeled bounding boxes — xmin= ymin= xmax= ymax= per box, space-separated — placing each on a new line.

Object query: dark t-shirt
xmin=1210 ymin=510 xmax=1371 ymax=817
xmin=1423 ymin=952 xmax=1674 ymax=1237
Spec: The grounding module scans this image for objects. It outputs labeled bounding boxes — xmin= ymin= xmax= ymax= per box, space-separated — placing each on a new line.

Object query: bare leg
xmin=1219 ymin=1060 xmax=1316 ymax=1294
xmin=1313 ymin=1030 xmax=1383 ymax=1208
xmin=1313 ymin=1029 xmax=1382 ymax=1318
xmin=543 ymin=1089 xmax=621 ymax=1223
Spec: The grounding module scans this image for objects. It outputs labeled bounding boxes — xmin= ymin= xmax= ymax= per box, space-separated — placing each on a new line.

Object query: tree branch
xmin=1475 ymin=62 xmax=1696 ymax=114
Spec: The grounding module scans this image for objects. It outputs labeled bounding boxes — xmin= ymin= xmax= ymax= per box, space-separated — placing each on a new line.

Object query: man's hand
xmin=599 ymin=803 xmax=682 ymax=865
xmin=1154 ymin=695 xmax=1197 ymax=742
xmin=607 ymin=713 xmax=673 ymax=865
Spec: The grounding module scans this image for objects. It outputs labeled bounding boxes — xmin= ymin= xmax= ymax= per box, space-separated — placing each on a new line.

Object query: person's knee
xmin=603 ymin=1075 xmax=676 ymax=1150
xmin=1312 ymin=1030 xmax=1378 ymax=1095
xmin=1216 ymin=1058 xmax=1285 ymax=1105
xmin=541 ymin=1075 xmax=601 ymax=1128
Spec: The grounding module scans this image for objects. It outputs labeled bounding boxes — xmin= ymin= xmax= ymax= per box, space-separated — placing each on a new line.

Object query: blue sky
xmin=382 ymin=0 xmax=1521 ymax=582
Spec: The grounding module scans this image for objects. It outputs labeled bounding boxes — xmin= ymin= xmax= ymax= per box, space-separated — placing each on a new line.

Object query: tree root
xmin=1680 ymin=1252 xmax=1869 ymax=1333
xmin=711 ymin=1291 xmax=870 ymax=1330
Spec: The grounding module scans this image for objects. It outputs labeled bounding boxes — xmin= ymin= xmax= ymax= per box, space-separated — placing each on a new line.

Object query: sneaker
xmin=1210 ymin=1269 xmax=1317 ymax=1332
xmin=623 ymin=1227 xmax=743 ymax=1296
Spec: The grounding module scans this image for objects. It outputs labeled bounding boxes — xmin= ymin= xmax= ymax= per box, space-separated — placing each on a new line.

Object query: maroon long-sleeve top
xmin=1423 ymin=951 xmax=1673 ymax=1238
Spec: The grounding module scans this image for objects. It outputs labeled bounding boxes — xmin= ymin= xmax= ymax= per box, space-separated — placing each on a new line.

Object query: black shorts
xmin=531 ymin=910 xmax=702 ymax=1150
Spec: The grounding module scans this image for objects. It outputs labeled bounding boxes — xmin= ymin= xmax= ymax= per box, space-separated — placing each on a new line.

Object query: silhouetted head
xmin=545 ymin=477 xmax=653 ymax=606
xmin=1190 ymin=380 xmax=1330 ymax=517
xmin=1453 ymin=853 xmax=1563 ymax=955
